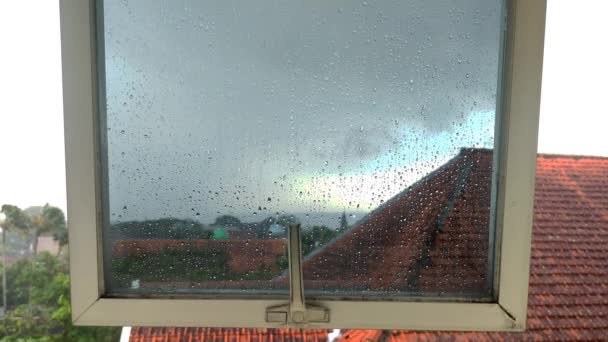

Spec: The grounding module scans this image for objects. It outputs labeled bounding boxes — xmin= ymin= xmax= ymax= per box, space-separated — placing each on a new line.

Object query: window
xmin=60 ymin=0 xmax=546 ymax=330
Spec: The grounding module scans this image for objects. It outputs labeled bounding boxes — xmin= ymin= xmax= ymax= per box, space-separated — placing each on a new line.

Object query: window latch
xmin=265 ymin=224 xmax=330 ymax=326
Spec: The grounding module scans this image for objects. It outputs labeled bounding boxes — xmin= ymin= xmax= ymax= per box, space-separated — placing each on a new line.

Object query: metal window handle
xmin=265 ymin=224 xmax=330 ymax=326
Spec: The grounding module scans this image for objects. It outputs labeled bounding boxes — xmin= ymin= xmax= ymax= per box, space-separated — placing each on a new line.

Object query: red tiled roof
xmin=129 ymin=327 xmax=329 ymax=342
xmin=130 ymin=150 xmax=608 ymax=341
xmin=114 ymin=239 xmax=286 ymax=274
xmin=300 ymin=148 xmax=492 ymax=295
xmin=337 ymin=152 xmax=608 ymax=341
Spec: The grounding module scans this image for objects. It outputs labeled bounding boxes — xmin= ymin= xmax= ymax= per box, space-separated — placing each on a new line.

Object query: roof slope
xmin=130 ymin=151 xmax=608 ymax=341
xmin=301 ymin=148 xmax=493 ymax=296
xmin=338 ymin=153 xmax=608 ymax=341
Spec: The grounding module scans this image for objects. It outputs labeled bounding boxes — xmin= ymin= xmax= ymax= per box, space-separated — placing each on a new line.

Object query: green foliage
xmin=302 ymin=225 xmax=337 ymax=256
xmin=1 ymin=205 xmax=31 ymax=235
xmin=36 ymin=205 xmax=66 ymax=238
xmin=0 ymin=252 xmax=66 ymax=308
xmin=0 ymin=254 xmax=121 ymax=341
xmin=1 ymin=204 xmax=67 ymax=255
xmin=52 ymin=228 xmax=68 ymax=256
xmin=0 ymin=302 xmax=57 ymax=341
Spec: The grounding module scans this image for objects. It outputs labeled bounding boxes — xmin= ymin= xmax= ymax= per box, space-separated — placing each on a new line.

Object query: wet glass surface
xmin=99 ymin=0 xmax=504 ymax=298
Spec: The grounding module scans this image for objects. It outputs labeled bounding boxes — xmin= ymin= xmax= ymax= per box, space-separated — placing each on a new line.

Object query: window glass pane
xmin=99 ymin=0 xmax=504 ymax=298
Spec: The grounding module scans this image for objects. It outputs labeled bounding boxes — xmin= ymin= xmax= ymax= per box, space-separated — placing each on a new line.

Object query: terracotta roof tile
xmin=337 ymin=152 xmax=608 ymax=341
xmin=129 ymin=327 xmax=330 ymax=342
xmin=114 ymin=239 xmax=286 ymax=274
xmin=130 ymin=150 xmax=608 ymax=341
xmin=300 ymin=149 xmax=493 ymax=295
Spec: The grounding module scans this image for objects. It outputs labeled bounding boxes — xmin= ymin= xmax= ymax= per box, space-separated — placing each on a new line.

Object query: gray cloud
xmin=101 ymin=0 xmax=503 ymax=223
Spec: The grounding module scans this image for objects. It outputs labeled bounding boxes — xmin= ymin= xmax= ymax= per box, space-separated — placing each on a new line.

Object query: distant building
xmin=211 ymin=227 xmax=229 ymax=240
xmin=267 ymin=223 xmax=286 ymax=238
xmin=36 ymin=236 xmax=60 ymax=255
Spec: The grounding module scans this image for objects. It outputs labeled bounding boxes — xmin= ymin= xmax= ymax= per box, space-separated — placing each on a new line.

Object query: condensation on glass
xmin=98 ymin=0 xmax=505 ymax=299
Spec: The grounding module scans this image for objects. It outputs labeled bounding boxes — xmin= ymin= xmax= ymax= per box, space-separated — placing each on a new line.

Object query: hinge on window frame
xmin=265 ymin=224 xmax=330 ymax=326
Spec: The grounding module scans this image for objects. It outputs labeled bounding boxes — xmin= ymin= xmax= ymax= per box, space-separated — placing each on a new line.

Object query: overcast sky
xmin=103 ymin=0 xmax=501 ymax=223
xmin=0 ymin=1 xmax=607 ymax=224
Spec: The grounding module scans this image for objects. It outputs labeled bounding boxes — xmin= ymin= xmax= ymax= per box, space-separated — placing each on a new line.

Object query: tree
xmin=213 ymin=215 xmax=242 ymax=227
xmin=1 ymin=204 xmax=66 ymax=256
xmin=302 ymin=226 xmax=337 ymax=255
xmin=0 ymin=205 xmax=31 ymax=237
xmin=338 ymin=211 xmax=349 ymax=234
xmin=0 ymin=253 xmax=121 ymax=341
xmin=1 ymin=204 xmax=33 ymax=312
xmin=0 ymin=205 xmax=119 ymax=340
xmin=27 ymin=204 xmax=66 ymax=256
xmin=53 ymin=228 xmax=68 ymax=257
xmin=1 ymin=252 xmax=65 ymax=308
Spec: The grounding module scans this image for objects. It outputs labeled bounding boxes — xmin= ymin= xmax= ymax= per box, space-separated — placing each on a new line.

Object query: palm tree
xmin=53 ymin=228 xmax=68 ymax=257
xmin=0 ymin=205 xmax=31 ymax=236
xmin=0 ymin=204 xmax=67 ymax=314
xmin=1 ymin=204 xmax=66 ymax=256
xmin=26 ymin=204 xmax=66 ymax=256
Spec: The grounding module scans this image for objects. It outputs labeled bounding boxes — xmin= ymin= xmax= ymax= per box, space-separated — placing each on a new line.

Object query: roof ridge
xmin=299 ymin=149 xmax=471 ymax=266
xmin=406 ymin=157 xmax=476 ymax=290
xmin=463 ymin=147 xmax=608 ymax=160
xmin=537 ymin=153 xmax=608 ymax=160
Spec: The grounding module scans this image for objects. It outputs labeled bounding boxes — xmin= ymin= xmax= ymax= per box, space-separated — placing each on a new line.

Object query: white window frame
xmin=60 ymin=0 xmax=546 ymax=331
